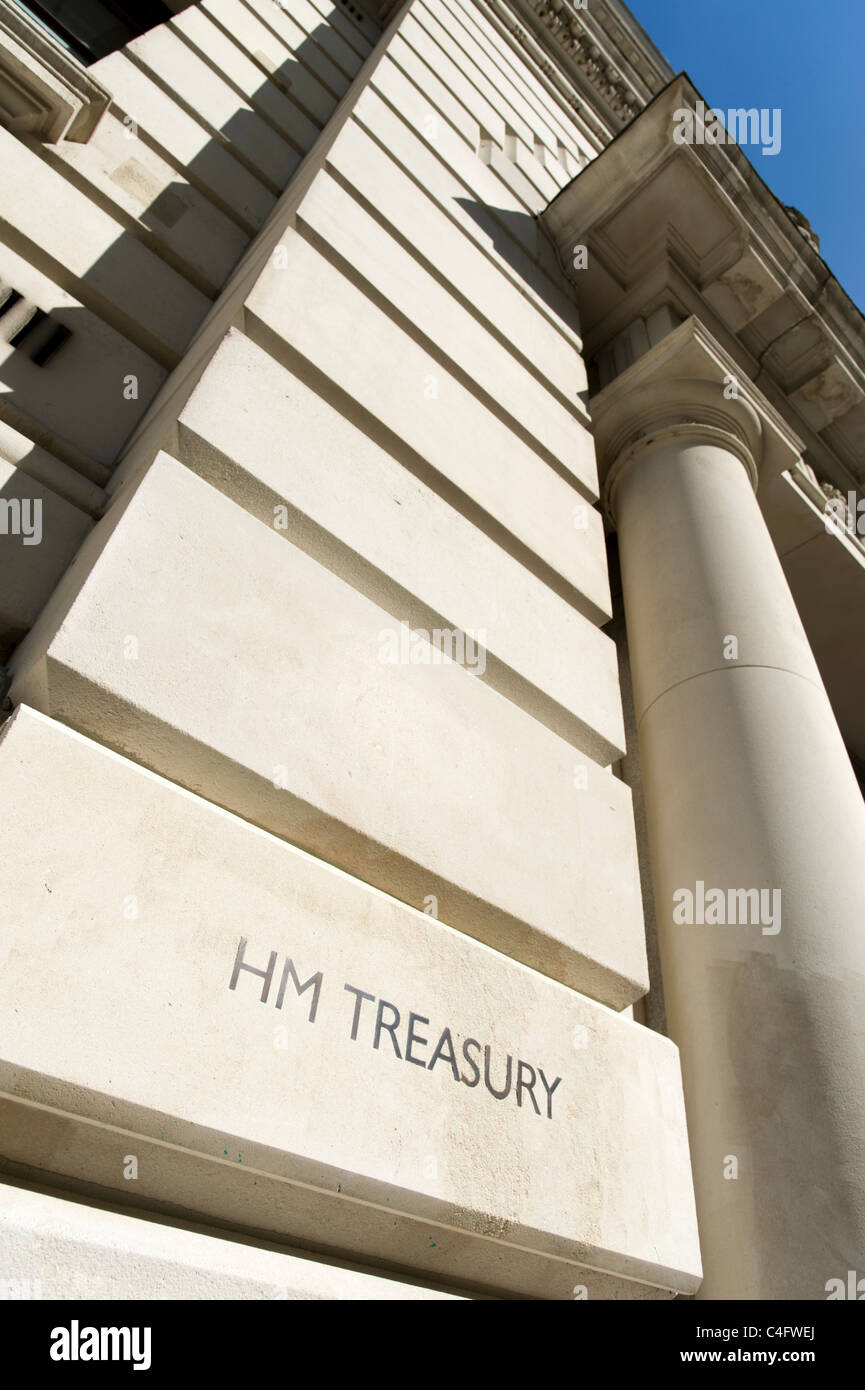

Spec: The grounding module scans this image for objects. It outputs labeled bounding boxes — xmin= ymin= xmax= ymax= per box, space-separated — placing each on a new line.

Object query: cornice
xmin=504 ymin=0 xmax=672 ymax=131
xmin=542 ymin=74 xmax=865 ymax=492
xmin=481 ymin=0 xmax=609 ymax=144
xmin=380 ymin=0 xmax=673 ymax=140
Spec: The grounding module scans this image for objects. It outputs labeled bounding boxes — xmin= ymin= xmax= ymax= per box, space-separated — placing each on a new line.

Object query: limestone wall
xmin=0 ymin=0 xmax=700 ymax=1299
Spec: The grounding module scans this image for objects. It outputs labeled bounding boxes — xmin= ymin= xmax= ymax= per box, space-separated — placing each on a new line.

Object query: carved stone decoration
xmin=0 ymin=0 xmax=111 ymax=143
xmin=785 ymin=463 xmax=865 ymax=555
xmin=525 ymin=0 xmax=646 ymax=121
xmin=542 ymin=73 xmax=865 ymax=490
xmin=477 ymin=0 xmax=656 ymax=142
xmin=784 ymin=463 xmax=864 ymax=555
xmin=784 ymin=206 xmax=821 ymax=253
xmin=488 ymin=1 xmax=591 ymax=122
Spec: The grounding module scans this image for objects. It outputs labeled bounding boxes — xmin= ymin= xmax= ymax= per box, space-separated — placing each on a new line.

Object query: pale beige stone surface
xmin=271 ymin=0 xmax=369 ymax=75
xmin=441 ymin=0 xmax=590 ymax=168
xmin=322 ymin=118 xmax=583 ymax=406
xmin=208 ymin=0 xmax=345 ymax=102
xmin=296 ymin=169 xmax=582 ymax=468
xmin=91 ymin=53 xmax=276 ymax=232
xmin=593 ymin=324 xmax=865 ymax=1298
xmin=0 ymin=242 xmax=166 ymax=471
xmin=399 ymin=9 xmax=506 ymax=152
xmin=171 ymin=7 xmax=322 ymax=152
xmin=172 ymin=327 xmax=617 ymax=736
xmin=0 ymin=0 xmax=713 ymax=1305
xmin=765 ymin=470 xmax=865 ymax=771
xmin=617 ymin=436 xmax=865 ymax=1299
xmin=0 ymin=706 xmax=700 ymax=1299
xmin=414 ymin=0 xmax=559 ymax=202
xmin=0 ymin=419 xmax=103 ymax=514
xmin=0 ymin=1183 xmax=464 ymax=1300
xmin=55 ymin=109 xmax=249 ymax=296
xmin=200 ymin=0 xmax=342 ymax=124
xmin=436 ymin=0 xmax=562 ymax=159
xmin=244 ymin=0 xmax=367 ymax=86
xmin=0 ymin=124 xmax=210 ymax=363
xmin=10 ymin=451 xmax=646 ymax=1006
xmin=125 ymin=25 xmax=300 ymax=192
xmin=245 ymin=232 xmax=599 ymax=591
xmin=304 ymin=0 xmax=376 ymax=54
xmin=385 ymin=27 xmax=485 ymax=149
xmin=360 ymin=64 xmax=576 ymax=322
xmin=0 ymin=460 xmax=91 ymax=651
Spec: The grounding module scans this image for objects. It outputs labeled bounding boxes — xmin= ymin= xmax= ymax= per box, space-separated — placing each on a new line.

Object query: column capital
xmin=590 ymin=316 xmax=804 ymax=523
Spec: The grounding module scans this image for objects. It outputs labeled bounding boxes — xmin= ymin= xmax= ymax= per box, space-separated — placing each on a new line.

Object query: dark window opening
xmin=0 ymin=280 xmax=72 ymax=366
xmin=15 ymin=0 xmax=174 ymax=65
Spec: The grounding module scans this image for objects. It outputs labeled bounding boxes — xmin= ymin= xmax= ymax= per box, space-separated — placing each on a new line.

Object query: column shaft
xmin=616 ymin=432 xmax=865 ymax=1299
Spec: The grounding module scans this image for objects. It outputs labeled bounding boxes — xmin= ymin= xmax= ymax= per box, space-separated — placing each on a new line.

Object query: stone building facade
xmin=0 ymin=0 xmax=862 ymax=1301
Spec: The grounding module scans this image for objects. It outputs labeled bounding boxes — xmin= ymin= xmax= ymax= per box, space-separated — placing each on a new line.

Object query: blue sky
xmin=626 ymin=0 xmax=865 ymax=312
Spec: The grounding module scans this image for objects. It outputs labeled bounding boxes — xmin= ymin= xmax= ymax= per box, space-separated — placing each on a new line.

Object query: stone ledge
xmin=0 ymin=704 xmax=701 ymax=1299
xmin=0 ymin=0 xmax=110 ymax=143
xmin=0 ymin=1181 xmax=465 ymax=1301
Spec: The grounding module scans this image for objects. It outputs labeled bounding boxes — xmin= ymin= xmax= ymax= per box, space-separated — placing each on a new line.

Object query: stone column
xmin=593 ymin=317 xmax=865 ymax=1300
